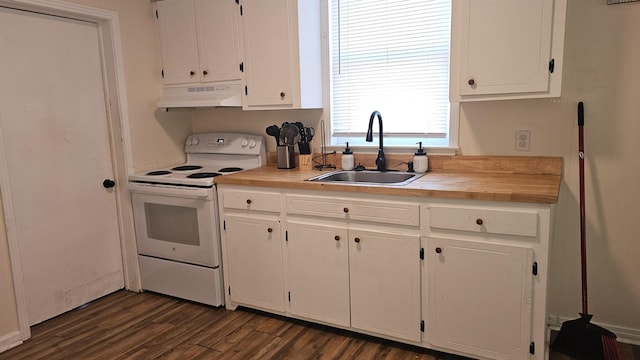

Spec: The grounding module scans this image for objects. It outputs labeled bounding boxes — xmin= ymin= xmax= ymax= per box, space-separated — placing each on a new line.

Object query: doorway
xmin=0 ymin=0 xmax=136 ymax=341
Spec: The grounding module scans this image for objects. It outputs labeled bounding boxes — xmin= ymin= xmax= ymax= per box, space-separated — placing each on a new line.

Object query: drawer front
xmin=286 ymin=195 xmax=419 ymax=227
xmin=429 ymin=206 xmax=538 ymax=237
xmin=222 ymin=189 xmax=281 ymax=213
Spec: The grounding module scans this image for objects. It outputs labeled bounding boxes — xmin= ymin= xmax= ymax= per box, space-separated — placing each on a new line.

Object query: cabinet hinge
xmin=223 ymin=220 xmax=226 ymax=231
xmin=245 ymin=85 xmax=248 ymax=96
xmin=532 ymin=261 xmax=538 ymax=276
xmin=288 ymin=291 xmax=291 ymax=302
xmin=529 ymin=342 xmax=535 ymax=355
xmin=161 ymin=69 xmax=164 ymax=79
xmin=420 ymin=248 xmax=424 ymax=260
xmin=240 ymin=5 xmax=243 ymax=16
xmin=239 ymin=62 xmax=244 ymax=72
xmin=549 ymin=58 xmax=555 ymax=73
xmin=155 ymin=10 xmax=158 ymax=19
xmin=420 ymin=320 xmax=425 ymax=332
xmin=228 ymin=286 xmax=231 ymax=295
xmin=285 ymin=231 xmax=288 ymax=242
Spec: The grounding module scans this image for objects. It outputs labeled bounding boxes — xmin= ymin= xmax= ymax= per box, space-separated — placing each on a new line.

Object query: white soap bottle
xmin=341 ymin=142 xmax=354 ymax=171
xmin=413 ymin=142 xmax=428 ymax=173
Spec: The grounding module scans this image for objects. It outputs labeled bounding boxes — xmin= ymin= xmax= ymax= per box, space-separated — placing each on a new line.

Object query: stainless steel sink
xmin=306 ymin=170 xmax=425 ymax=186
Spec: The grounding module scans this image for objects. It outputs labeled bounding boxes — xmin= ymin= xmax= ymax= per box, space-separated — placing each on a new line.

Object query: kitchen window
xmin=325 ymin=0 xmax=456 ymax=149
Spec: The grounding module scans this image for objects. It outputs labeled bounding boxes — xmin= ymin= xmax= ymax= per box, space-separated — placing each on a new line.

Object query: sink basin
xmin=306 ymin=170 xmax=425 ymax=186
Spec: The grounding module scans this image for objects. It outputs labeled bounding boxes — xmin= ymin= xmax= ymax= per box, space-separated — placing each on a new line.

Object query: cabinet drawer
xmin=222 ymin=189 xmax=281 ymax=213
xmin=429 ymin=206 xmax=538 ymax=237
xmin=286 ymin=195 xmax=419 ymax=227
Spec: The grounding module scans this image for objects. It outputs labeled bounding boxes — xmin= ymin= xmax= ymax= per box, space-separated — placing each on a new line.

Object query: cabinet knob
xmin=476 ymin=218 xmax=484 ymax=225
xmin=190 ymin=70 xmax=196 ymax=76
xmin=203 ymin=70 xmax=208 ymax=76
xmin=334 ymin=235 xmax=340 ymax=241
xmin=246 ymin=199 xmax=252 ymax=204
xmin=354 ymin=237 xmax=360 ymax=243
xmin=267 ymin=227 xmax=273 ymax=233
xmin=343 ymin=207 xmax=349 ymax=213
xmin=468 ymin=78 xmax=475 ymax=86
xmin=280 ymin=92 xmax=286 ymax=98
xmin=435 ymin=247 xmax=442 ymax=254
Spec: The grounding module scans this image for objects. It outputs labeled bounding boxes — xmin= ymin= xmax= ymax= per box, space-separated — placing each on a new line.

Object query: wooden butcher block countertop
xmin=214 ymin=155 xmax=563 ymax=204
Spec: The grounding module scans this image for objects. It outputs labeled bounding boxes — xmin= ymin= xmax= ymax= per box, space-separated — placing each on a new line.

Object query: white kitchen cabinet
xmin=427 ymin=238 xmax=534 ymax=360
xmin=239 ymin=0 xmax=322 ymax=109
xmin=450 ymin=0 xmax=567 ymax=101
xmin=349 ymin=229 xmax=422 ymax=342
xmin=219 ymin=188 xmax=285 ymax=312
xmin=154 ymin=0 xmax=242 ymax=85
xmin=424 ymin=202 xmax=551 ymax=360
xmin=286 ymin=221 xmax=350 ymax=327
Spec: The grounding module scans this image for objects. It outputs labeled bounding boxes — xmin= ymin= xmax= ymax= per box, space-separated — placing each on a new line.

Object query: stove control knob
xmin=241 ymin=137 xmax=249 ymax=147
xmin=191 ymin=137 xmax=199 ymax=145
xmin=249 ymin=139 xmax=256 ymax=148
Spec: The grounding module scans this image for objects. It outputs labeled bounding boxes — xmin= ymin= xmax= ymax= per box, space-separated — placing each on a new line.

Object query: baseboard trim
xmin=548 ymin=314 xmax=640 ymax=346
xmin=0 ymin=331 xmax=23 ymax=353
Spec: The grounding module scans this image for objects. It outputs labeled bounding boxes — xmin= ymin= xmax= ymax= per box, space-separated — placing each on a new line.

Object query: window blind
xmin=330 ymin=0 xmax=451 ymax=146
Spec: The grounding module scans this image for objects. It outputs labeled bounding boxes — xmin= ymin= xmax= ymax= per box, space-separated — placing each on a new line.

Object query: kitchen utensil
xmin=276 ymin=145 xmax=296 ymax=169
xmin=265 ymin=125 xmax=281 ymax=146
xmin=279 ymin=122 xmax=300 ymax=146
xmin=295 ymin=122 xmax=311 ymax=154
xmin=550 ymin=102 xmax=620 ymax=360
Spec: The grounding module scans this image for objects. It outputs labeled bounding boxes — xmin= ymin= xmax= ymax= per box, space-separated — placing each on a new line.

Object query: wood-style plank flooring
xmin=1 ymin=290 xmax=638 ymax=359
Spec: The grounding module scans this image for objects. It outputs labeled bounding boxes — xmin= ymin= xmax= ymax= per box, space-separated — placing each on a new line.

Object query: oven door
xmin=130 ymin=184 xmax=220 ymax=267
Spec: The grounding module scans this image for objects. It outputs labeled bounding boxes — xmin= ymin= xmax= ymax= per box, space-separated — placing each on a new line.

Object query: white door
xmin=0 ymin=8 xmax=123 ymax=325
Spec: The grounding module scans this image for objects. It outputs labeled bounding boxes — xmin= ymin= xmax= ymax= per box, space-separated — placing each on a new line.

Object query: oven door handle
xmin=128 ymin=182 xmax=214 ymax=200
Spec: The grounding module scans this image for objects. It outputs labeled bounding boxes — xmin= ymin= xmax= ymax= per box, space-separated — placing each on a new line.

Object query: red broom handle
xmin=578 ymin=101 xmax=589 ymax=315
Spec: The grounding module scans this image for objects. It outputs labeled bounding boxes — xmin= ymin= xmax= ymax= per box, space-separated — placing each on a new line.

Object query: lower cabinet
xmin=286 ymin=221 xmax=350 ymax=326
xmin=427 ymin=238 xmax=534 ymax=359
xmin=349 ymin=229 xmax=422 ymax=342
xmin=286 ymin=222 xmax=422 ymax=342
xmin=224 ymin=214 xmax=285 ymax=312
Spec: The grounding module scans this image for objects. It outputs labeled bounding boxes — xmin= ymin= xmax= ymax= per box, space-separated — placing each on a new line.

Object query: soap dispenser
xmin=341 ymin=142 xmax=354 ymax=170
xmin=413 ymin=142 xmax=428 ymax=173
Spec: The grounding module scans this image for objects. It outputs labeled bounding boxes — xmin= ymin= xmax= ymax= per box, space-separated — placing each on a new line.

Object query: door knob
xmin=102 ymin=179 xmax=116 ymax=188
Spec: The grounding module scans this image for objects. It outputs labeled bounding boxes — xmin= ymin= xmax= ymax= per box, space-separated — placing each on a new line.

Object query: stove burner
xmin=147 ymin=170 xmax=172 ymax=176
xmin=218 ymin=167 xmax=243 ymax=173
xmin=171 ymin=165 xmax=203 ymax=171
xmin=187 ymin=172 xmax=222 ymax=179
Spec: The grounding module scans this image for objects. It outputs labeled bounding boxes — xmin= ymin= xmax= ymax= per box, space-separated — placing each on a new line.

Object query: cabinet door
xmin=241 ymin=0 xmax=294 ymax=107
xmin=286 ymin=221 xmax=350 ymax=327
xmin=349 ymin=229 xmax=421 ymax=342
xmin=195 ymin=0 xmax=242 ymax=82
xmin=155 ymin=0 xmax=200 ymax=85
xmin=455 ymin=0 xmax=555 ymax=97
xmin=427 ymin=238 xmax=533 ymax=359
xmin=224 ymin=214 xmax=285 ymax=312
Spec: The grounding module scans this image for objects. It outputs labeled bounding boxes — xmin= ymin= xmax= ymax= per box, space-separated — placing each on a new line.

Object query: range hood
xmin=157 ymin=83 xmax=242 ymax=108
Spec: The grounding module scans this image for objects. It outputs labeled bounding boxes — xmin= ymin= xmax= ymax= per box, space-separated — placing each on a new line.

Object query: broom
xmin=550 ymin=102 xmax=620 ymax=359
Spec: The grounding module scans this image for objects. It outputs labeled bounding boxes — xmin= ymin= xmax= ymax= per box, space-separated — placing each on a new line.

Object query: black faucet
xmin=366 ymin=110 xmax=386 ymax=171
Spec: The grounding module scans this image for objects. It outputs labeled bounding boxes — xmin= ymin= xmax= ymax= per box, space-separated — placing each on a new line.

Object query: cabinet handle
xmin=334 ymin=235 xmax=340 ymax=241
xmin=267 ymin=227 xmax=273 ymax=233
xmin=476 ymin=218 xmax=484 ymax=225
xmin=190 ymin=70 xmax=196 ymax=76
xmin=203 ymin=70 xmax=208 ymax=76
xmin=246 ymin=199 xmax=252 ymax=204
xmin=343 ymin=207 xmax=349 ymax=213
xmin=280 ymin=92 xmax=286 ymax=98
xmin=435 ymin=247 xmax=442 ymax=254
xmin=468 ymin=78 xmax=475 ymax=86
xmin=354 ymin=237 xmax=360 ymax=243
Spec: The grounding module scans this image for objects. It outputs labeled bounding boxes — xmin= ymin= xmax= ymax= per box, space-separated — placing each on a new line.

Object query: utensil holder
xmin=277 ymin=145 xmax=296 ymax=169
xmin=298 ymin=154 xmax=313 ymax=171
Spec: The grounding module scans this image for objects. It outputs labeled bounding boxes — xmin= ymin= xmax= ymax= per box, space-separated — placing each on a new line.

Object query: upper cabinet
xmin=239 ymin=0 xmax=323 ymax=110
xmin=450 ymin=0 xmax=567 ymax=101
xmin=154 ymin=0 xmax=242 ymax=85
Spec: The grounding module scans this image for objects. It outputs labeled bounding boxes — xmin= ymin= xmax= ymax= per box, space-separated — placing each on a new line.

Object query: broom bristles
xmin=602 ymin=335 xmax=621 ymax=360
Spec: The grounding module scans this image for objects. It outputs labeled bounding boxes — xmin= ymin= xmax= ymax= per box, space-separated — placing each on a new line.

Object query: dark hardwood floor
xmin=1 ymin=290 xmax=637 ymax=359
